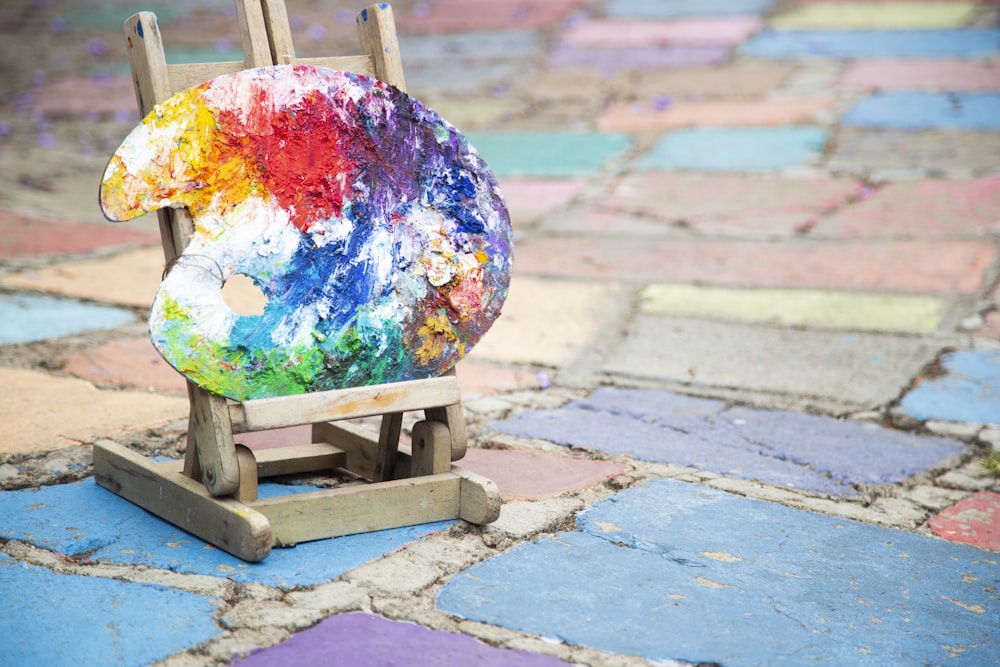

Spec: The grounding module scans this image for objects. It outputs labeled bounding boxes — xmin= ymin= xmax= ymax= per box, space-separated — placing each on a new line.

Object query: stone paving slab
xmin=0 ymin=368 xmax=187 ymax=455
xmin=489 ymin=388 xmax=964 ymax=495
xmin=234 ymin=612 xmax=573 ymax=666
xmin=771 ymin=2 xmax=979 ymax=30
xmin=560 ymin=17 xmax=763 ymax=46
xmin=438 ymin=479 xmax=999 ymax=666
xmin=632 ymin=61 xmax=796 ymax=98
xmin=0 ymin=293 xmax=136 ymax=345
xmin=497 ymin=178 xmax=587 ymax=226
xmin=636 ymin=127 xmax=827 ymax=171
xmin=0 ymin=206 xmax=158 ymax=259
xmin=598 ymin=97 xmax=834 ymax=132
xmin=468 ymin=276 xmax=624 ymax=367
xmin=896 ymin=350 xmax=1000 ymax=425
xmin=548 ymin=44 xmax=731 ymax=73
xmin=466 ymin=132 xmax=633 ymax=178
xmin=813 ymin=178 xmax=1000 ymax=239
xmin=741 ymin=29 xmax=1000 ymax=59
xmin=838 ymin=60 xmax=1000 ymax=92
xmin=827 ymin=128 xmax=1000 ymax=176
xmin=0 ymin=478 xmax=452 ymax=588
xmin=514 ymin=237 xmax=995 ymax=294
xmin=399 ymin=31 xmax=542 ymax=64
xmin=930 ymin=491 xmax=1000 ymax=551
xmin=461 ymin=446 xmax=629 ymax=500
xmin=604 ymin=173 xmax=859 ymax=236
xmin=602 ymin=316 xmax=942 ymax=407
xmin=0 ymin=553 xmax=221 ymax=667
xmin=605 ymin=0 xmax=774 ymax=17
xmin=640 ymin=284 xmax=946 ymax=333
xmin=844 ymin=92 xmax=1000 ymax=130
xmin=398 ymin=0 xmax=582 ymax=34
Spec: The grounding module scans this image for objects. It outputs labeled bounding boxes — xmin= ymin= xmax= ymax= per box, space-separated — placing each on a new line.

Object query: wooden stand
xmin=93 ymin=0 xmax=500 ymax=562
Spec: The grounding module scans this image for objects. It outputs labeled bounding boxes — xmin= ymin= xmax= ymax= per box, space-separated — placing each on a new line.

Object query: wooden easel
xmin=93 ymin=0 xmax=500 ymax=562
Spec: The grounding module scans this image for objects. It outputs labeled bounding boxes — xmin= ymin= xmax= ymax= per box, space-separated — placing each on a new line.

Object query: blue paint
xmin=466 ymin=132 xmax=633 ymax=177
xmin=488 ymin=387 xmax=965 ymax=495
xmin=606 ymin=0 xmax=773 ymax=17
xmin=379 ymin=2 xmax=389 ymax=9
xmin=438 ymin=479 xmax=1000 ymax=666
xmin=742 ymin=29 xmax=1000 ymax=59
xmin=361 ymin=8 xmax=368 ymax=22
xmin=896 ymin=350 xmax=1000 ymax=425
xmin=0 ymin=293 xmax=135 ymax=345
xmin=137 ymin=19 xmax=143 ymax=38
xmin=0 ymin=478 xmax=453 ymax=588
xmin=636 ymin=127 xmax=826 ymax=172
xmin=844 ymin=93 xmax=1000 ymax=130
xmin=0 ymin=553 xmax=219 ymax=666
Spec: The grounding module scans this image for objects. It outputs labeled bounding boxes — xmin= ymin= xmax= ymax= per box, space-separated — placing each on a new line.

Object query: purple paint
xmin=234 ymin=613 xmax=571 ymax=666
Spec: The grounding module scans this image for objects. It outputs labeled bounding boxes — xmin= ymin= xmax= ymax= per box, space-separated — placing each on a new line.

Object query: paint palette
xmin=100 ymin=65 xmax=511 ymax=401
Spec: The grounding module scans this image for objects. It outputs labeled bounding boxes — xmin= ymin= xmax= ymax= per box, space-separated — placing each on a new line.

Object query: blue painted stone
xmin=0 ymin=478 xmax=452 ymax=588
xmin=489 ymin=387 xmax=965 ymax=495
xmin=438 ymin=479 xmax=1000 ymax=667
xmin=636 ymin=127 xmax=827 ymax=172
xmin=741 ymin=29 xmax=1000 ymax=59
xmin=0 ymin=553 xmax=219 ymax=666
xmin=896 ymin=350 xmax=1000 ymax=425
xmin=234 ymin=612 xmax=571 ymax=666
xmin=606 ymin=0 xmax=774 ymax=17
xmin=0 ymin=293 xmax=135 ymax=345
xmin=844 ymin=92 xmax=1000 ymax=130
xmin=466 ymin=132 xmax=633 ymax=177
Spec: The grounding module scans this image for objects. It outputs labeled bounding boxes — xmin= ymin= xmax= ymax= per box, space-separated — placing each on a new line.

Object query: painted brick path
xmin=2 ymin=1 xmax=999 ymax=666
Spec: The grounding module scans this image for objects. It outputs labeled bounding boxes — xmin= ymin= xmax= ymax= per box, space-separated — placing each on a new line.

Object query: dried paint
xmin=100 ymin=65 xmax=511 ymax=401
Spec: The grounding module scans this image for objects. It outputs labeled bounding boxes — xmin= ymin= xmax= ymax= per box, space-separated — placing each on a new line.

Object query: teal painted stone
xmin=466 ymin=132 xmax=633 ymax=177
xmin=637 ymin=127 xmax=827 ymax=172
xmin=0 ymin=293 xmax=135 ymax=345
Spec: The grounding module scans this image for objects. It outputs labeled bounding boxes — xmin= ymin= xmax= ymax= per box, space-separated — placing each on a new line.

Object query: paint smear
xmin=100 ymin=65 xmax=512 ymax=400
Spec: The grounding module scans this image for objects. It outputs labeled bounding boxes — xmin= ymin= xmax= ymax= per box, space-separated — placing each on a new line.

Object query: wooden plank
xmin=296 ymin=55 xmax=375 ymax=76
xmin=234 ymin=0 xmax=274 ymax=68
xmin=356 ymin=3 xmax=407 ymax=90
xmin=231 ymin=376 xmax=461 ymax=432
xmin=235 ymin=444 xmax=259 ymax=502
xmin=453 ymin=464 xmax=502 ymax=525
xmin=425 ymin=403 xmax=467 ymax=462
xmin=373 ymin=412 xmax=402 ymax=482
xmin=166 ymin=61 xmax=247 ymax=95
xmin=260 ymin=0 xmax=297 ymax=64
xmin=250 ymin=473 xmax=461 ymax=546
xmin=93 ymin=440 xmax=272 ymax=562
xmin=251 ymin=442 xmax=347 ymax=477
xmin=411 ymin=420 xmax=451 ymax=477
xmin=190 ymin=385 xmax=241 ymax=496
xmin=313 ymin=420 xmax=378 ymax=480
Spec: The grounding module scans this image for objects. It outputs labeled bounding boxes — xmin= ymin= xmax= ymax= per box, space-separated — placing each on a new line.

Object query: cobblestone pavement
xmin=2 ymin=0 xmax=999 ymax=665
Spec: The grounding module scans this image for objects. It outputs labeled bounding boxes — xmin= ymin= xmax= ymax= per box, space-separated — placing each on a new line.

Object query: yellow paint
xmin=771 ymin=2 xmax=978 ymax=30
xmin=640 ymin=284 xmax=944 ymax=334
xmin=695 ymin=576 xmax=728 ymax=589
xmin=942 ymin=596 xmax=986 ymax=614
xmin=701 ymin=551 xmax=743 ymax=563
xmin=413 ymin=308 xmax=459 ymax=364
xmin=594 ymin=521 xmax=623 ymax=533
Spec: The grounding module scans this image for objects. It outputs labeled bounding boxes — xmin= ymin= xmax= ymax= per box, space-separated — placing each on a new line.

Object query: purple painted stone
xmin=234 ymin=612 xmax=571 ymax=666
xmin=548 ymin=44 xmax=730 ymax=72
xmin=489 ymin=387 xmax=966 ymax=496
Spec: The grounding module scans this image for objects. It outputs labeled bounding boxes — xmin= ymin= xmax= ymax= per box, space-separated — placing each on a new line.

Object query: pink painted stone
xmin=814 ymin=178 xmax=1000 ymax=239
xmin=597 ymin=97 xmax=833 ymax=131
xmin=460 ymin=446 xmax=628 ymax=500
xmin=605 ymin=173 xmax=861 ymax=237
xmin=839 ymin=60 xmax=1000 ymax=92
xmin=514 ymin=237 xmax=996 ymax=294
xmin=929 ymin=491 xmax=1000 ymax=552
xmin=498 ymin=178 xmax=588 ymax=225
xmin=561 ymin=17 xmax=763 ymax=47
xmin=455 ymin=360 xmax=543 ymax=397
xmin=0 ymin=208 xmax=159 ymax=259
xmin=61 ymin=338 xmax=187 ymax=394
xmin=32 ymin=75 xmax=138 ymax=117
xmin=399 ymin=0 xmax=582 ymax=33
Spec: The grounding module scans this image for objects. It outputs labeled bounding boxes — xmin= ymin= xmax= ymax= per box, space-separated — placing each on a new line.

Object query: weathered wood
xmin=411 ymin=420 xmax=451 ymax=477
xmin=166 ymin=61 xmax=246 ymax=95
xmin=374 ymin=412 xmax=403 ymax=482
xmin=296 ymin=55 xmax=375 ymax=76
xmin=260 ymin=0 xmax=297 ymax=64
xmin=189 ymin=384 xmax=241 ymax=496
xmin=251 ymin=473 xmax=461 ymax=546
xmin=250 ymin=442 xmax=347 ymax=477
xmin=235 ymin=444 xmax=259 ymax=502
xmin=230 ymin=375 xmax=461 ymax=432
xmin=425 ymin=403 xmax=467 ymax=461
xmin=454 ymin=464 xmax=502 ymax=524
xmin=313 ymin=420 xmax=379 ymax=480
xmin=234 ymin=0 xmax=274 ymax=68
xmin=356 ymin=3 xmax=407 ymax=90
xmin=93 ymin=440 xmax=272 ymax=561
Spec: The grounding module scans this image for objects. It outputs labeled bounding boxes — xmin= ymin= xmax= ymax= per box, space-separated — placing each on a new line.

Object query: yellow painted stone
xmin=0 ymin=367 xmax=186 ymax=455
xmin=771 ymin=3 xmax=978 ymax=30
xmin=640 ymin=284 xmax=944 ymax=333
